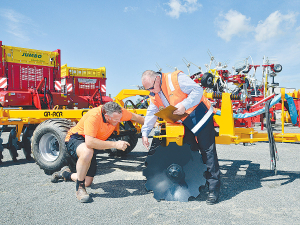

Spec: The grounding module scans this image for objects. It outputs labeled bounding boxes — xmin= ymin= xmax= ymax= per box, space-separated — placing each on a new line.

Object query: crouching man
xmin=51 ymin=102 xmax=144 ymax=203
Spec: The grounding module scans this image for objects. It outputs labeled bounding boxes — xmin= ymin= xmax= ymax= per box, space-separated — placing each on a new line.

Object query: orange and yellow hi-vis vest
xmin=150 ymin=70 xmax=214 ymax=135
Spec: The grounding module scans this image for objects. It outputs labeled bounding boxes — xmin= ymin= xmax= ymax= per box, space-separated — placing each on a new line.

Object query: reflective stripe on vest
xmin=191 ymin=105 xmax=213 ymax=134
xmin=168 ymin=73 xmax=175 ymax=92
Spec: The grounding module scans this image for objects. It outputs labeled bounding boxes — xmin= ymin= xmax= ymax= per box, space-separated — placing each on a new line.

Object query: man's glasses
xmin=146 ymin=76 xmax=157 ymax=90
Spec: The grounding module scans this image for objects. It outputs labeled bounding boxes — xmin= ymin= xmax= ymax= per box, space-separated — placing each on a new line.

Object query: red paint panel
xmin=5 ymin=63 xmax=57 ymax=91
xmin=0 ymin=91 xmax=33 ymax=107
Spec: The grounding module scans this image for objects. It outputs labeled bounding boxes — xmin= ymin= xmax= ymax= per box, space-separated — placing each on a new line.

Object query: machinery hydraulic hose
xmin=215 ymin=94 xmax=297 ymax=125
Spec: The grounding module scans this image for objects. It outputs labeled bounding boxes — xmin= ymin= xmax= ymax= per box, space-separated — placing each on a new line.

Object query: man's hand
xmin=173 ymin=103 xmax=186 ymax=115
xmin=114 ymin=140 xmax=130 ymax=151
xmin=142 ymin=136 xmax=150 ymax=150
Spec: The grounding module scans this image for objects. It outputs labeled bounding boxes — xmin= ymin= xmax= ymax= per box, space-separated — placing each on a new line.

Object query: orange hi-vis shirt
xmin=65 ymin=106 xmax=133 ymax=142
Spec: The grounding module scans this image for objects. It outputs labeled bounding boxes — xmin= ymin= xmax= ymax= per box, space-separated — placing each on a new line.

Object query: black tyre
xmin=201 ymin=72 xmax=214 ymax=88
xmin=273 ymin=64 xmax=282 ymax=73
xmin=213 ymin=78 xmax=224 ymax=92
xmin=107 ymin=121 xmax=139 ymax=157
xmin=22 ymin=125 xmax=36 ymax=161
xmin=31 ymin=119 xmax=74 ymax=174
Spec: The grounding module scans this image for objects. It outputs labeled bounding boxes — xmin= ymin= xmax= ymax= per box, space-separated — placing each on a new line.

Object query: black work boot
xmin=206 ymin=189 xmax=220 ymax=205
xmin=51 ymin=166 xmax=71 ymax=183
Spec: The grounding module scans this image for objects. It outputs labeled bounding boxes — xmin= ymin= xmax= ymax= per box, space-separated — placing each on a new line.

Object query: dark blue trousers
xmin=183 ymin=117 xmax=220 ymax=191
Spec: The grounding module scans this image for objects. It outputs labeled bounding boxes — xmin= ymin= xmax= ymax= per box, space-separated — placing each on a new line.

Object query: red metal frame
xmin=0 ymin=41 xmax=112 ymax=109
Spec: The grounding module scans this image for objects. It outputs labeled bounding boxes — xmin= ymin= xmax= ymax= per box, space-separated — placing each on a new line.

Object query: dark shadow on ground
xmin=80 ymin=150 xmax=149 ymax=199
xmin=94 ymin=151 xmax=148 ymax=177
xmin=90 ymin=152 xmax=300 ymax=201
xmin=195 ymin=159 xmax=300 ymax=203
xmin=0 ymin=156 xmax=35 ymax=167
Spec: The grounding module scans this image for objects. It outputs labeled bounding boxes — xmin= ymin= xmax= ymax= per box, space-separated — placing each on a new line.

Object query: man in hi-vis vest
xmin=141 ymin=70 xmax=220 ymax=204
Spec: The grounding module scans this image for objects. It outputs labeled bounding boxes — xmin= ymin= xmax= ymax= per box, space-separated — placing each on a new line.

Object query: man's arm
xmin=141 ymin=101 xmax=159 ymax=149
xmin=85 ymin=135 xmax=129 ymax=151
xmin=141 ymin=101 xmax=158 ymax=137
xmin=131 ymin=113 xmax=144 ymax=125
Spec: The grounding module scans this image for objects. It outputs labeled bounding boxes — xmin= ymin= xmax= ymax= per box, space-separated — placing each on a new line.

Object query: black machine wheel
xmin=7 ymin=127 xmax=20 ymax=162
xmin=201 ymin=72 xmax=214 ymax=88
xmin=22 ymin=125 xmax=36 ymax=161
xmin=107 ymin=121 xmax=139 ymax=157
xmin=213 ymin=78 xmax=224 ymax=92
xmin=31 ymin=119 xmax=74 ymax=174
xmin=273 ymin=64 xmax=282 ymax=73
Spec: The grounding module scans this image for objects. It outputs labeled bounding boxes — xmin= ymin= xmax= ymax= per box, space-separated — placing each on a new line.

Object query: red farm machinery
xmin=0 ymin=41 xmax=112 ymax=110
xmin=0 ymin=41 xmax=118 ymax=165
xmin=187 ymin=55 xmax=300 ymax=130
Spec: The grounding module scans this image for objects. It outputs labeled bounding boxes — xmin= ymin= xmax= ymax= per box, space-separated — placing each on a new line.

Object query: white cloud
xmin=166 ymin=0 xmax=202 ymax=19
xmin=0 ymin=9 xmax=35 ymax=41
xmin=255 ymin=11 xmax=297 ymax=42
xmin=216 ymin=10 xmax=254 ymax=42
xmin=124 ymin=6 xmax=138 ymax=13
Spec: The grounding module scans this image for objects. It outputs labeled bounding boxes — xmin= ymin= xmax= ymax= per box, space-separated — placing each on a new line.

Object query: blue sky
xmin=1 ymin=0 xmax=300 ymax=98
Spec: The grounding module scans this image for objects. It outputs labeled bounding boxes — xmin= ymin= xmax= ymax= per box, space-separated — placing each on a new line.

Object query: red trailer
xmin=0 ymin=41 xmax=112 ymax=109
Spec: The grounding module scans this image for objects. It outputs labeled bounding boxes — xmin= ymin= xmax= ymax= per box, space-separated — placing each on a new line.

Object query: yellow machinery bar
xmin=61 ymin=64 xmax=106 ymax=78
xmin=0 ymin=89 xmax=150 ymax=143
xmin=113 ymin=89 xmax=150 ymax=135
xmin=1 ymin=88 xmax=300 ymax=147
xmin=0 ymin=108 xmax=89 ymax=141
xmin=114 ymin=89 xmax=150 ymax=110
xmin=0 ymin=108 xmax=88 ymax=121
xmin=2 ymin=45 xmax=59 ymax=66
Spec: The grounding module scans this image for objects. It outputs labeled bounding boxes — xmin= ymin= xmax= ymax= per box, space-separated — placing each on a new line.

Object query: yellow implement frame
xmin=155 ymin=92 xmax=300 ymax=146
xmin=61 ymin=64 xmax=106 ymax=78
xmin=1 ymin=88 xmax=299 ymax=147
xmin=0 ymin=107 xmax=88 ymax=141
xmin=215 ymin=92 xmax=300 ymax=144
xmin=0 ymin=89 xmax=150 ymax=142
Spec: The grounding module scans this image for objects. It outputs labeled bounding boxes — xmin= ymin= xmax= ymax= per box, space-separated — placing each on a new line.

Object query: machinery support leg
xmin=0 ymin=126 xmax=5 ymax=163
xmin=22 ymin=126 xmax=35 ymax=161
xmin=8 ymin=128 xmax=19 ymax=162
xmin=0 ymin=138 xmax=3 ymax=163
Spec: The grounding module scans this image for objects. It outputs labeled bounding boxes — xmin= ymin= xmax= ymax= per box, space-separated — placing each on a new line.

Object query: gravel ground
xmin=0 ymin=122 xmax=300 ymax=225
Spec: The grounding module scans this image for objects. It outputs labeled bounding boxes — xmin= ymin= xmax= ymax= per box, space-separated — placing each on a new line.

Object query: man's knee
xmin=77 ymin=143 xmax=94 ymax=162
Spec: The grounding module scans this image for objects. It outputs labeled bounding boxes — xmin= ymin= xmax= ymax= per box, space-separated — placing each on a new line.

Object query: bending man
xmin=141 ymin=70 xmax=220 ymax=204
xmin=52 ymin=101 xmax=144 ymax=203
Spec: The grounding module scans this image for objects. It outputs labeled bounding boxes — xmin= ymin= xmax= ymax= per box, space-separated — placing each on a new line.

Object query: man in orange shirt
xmin=52 ymin=102 xmax=144 ymax=203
